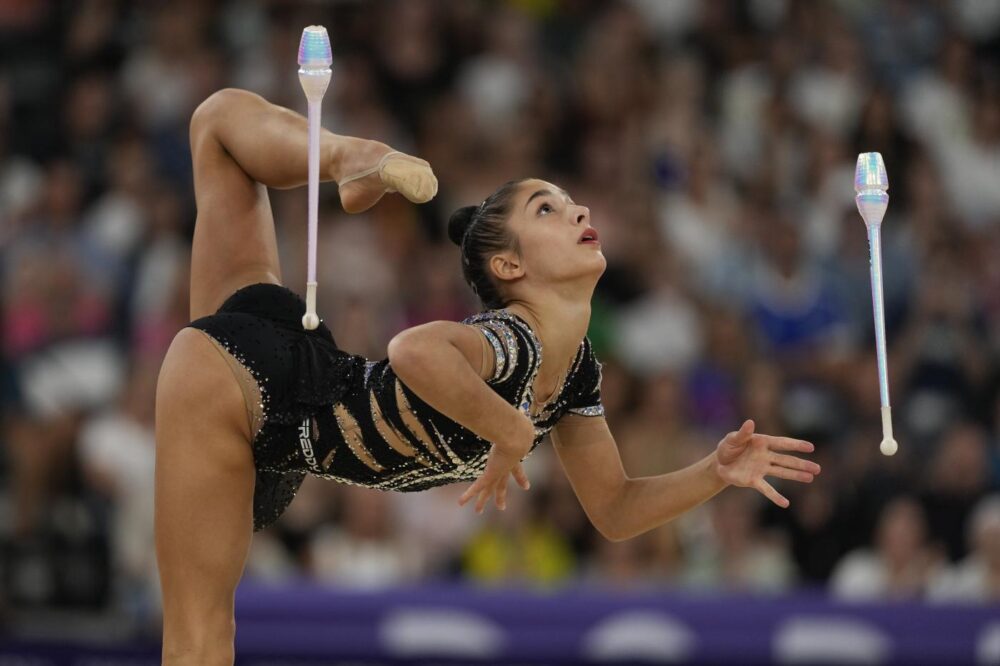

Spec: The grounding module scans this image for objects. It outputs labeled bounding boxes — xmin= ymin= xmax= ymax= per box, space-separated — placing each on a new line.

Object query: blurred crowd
xmin=2 ymin=0 xmax=1000 ymax=630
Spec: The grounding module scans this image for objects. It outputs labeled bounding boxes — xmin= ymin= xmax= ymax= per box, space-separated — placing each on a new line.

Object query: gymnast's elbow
xmin=388 ymin=323 xmax=464 ymax=382
xmin=597 ymin=519 xmax=655 ymax=543
xmin=586 ymin=489 xmax=646 ymax=543
xmin=387 ymin=327 xmax=433 ymax=379
xmin=387 ymin=331 xmax=414 ymax=374
xmin=573 ymin=496 xmax=626 ymax=542
xmin=591 ymin=513 xmax=630 ymax=543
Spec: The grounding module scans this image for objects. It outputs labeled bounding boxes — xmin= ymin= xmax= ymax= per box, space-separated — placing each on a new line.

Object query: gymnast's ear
xmin=488 ymin=250 xmax=524 ymax=283
xmin=448 ymin=206 xmax=477 ymax=246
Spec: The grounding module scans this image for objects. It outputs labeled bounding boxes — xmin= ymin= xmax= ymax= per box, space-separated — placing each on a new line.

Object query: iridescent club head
xmin=298 ymin=25 xmax=332 ymax=69
xmin=855 ymin=152 xmax=889 ymax=227
xmin=855 ymin=152 xmax=888 ymax=194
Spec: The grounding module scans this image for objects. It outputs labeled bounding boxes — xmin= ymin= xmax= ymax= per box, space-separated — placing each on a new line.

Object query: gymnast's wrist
xmin=707 ymin=452 xmax=730 ymax=490
xmin=493 ymin=414 xmax=535 ymax=459
xmin=490 ymin=443 xmax=527 ymax=468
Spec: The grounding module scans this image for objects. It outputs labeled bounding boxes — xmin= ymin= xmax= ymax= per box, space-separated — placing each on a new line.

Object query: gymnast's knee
xmin=190 ymin=88 xmax=239 ymax=139
xmin=189 ymin=88 xmax=258 ymax=149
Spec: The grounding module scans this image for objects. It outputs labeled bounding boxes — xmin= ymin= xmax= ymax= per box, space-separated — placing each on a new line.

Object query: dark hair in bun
xmin=447 ymin=205 xmax=478 ymax=245
xmin=448 ymin=179 xmax=525 ymax=309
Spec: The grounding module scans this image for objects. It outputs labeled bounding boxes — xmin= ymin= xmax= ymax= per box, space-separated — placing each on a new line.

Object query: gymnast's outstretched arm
xmin=551 ymin=416 xmax=821 ymax=541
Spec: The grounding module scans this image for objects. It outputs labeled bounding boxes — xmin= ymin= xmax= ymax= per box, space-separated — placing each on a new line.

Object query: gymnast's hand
xmin=458 ymin=416 xmax=534 ymax=513
xmin=713 ymin=419 xmax=821 ymax=508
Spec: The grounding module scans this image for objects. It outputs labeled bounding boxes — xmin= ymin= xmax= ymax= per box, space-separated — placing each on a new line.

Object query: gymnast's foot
xmin=332 ymin=138 xmax=438 ymax=214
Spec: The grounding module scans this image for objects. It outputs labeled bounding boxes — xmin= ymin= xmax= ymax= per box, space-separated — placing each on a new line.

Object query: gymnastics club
xmin=855 ymin=152 xmax=898 ymax=457
xmin=298 ymin=26 xmax=332 ymax=330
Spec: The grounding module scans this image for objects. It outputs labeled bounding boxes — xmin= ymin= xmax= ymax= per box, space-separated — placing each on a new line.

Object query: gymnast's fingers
xmin=496 ymin=478 xmax=508 ymax=510
xmin=459 ymin=480 xmax=483 ymax=506
xmin=755 ymin=478 xmax=790 ymax=508
xmin=725 ymin=419 xmax=755 ymax=446
xmin=761 ymin=436 xmax=814 ymax=453
xmin=475 ymin=487 xmax=491 ymax=514
xmin=512 ymin=464 xmax=530 ymax=490
xmin=771 ymin=453 xmax=822 ymax=475
xmin=767 ymin=464 xmax=815 ymax=484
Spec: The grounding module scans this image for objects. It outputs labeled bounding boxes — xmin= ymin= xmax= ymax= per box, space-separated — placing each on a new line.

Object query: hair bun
xmin=447 ymin=205 xmax=478 ymax=246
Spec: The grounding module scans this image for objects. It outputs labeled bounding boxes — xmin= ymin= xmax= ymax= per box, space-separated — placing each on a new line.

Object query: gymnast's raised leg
xmin=154 ymin=88 xmax=432 ymax=665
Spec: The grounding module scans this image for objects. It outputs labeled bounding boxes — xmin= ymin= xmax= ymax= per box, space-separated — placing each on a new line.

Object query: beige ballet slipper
xmin=338 ymin=151 xmax=438 ymax=205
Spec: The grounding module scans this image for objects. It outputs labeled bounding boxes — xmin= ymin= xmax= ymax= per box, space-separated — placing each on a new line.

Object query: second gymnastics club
xmin=855 ymin=152 xmax=898 ymax=457
xmin=298 ymin=26 xmax=332 ymax=330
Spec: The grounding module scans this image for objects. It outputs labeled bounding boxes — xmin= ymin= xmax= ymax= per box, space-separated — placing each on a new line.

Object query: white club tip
xmin=302 ymin=312 xmax=320 ymax=330
xmin=880 ymin=438 xmax=898 ymax=457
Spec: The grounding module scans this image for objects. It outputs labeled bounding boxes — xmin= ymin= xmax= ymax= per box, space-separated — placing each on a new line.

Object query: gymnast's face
xmin=489 ymin=179 xmax=606 ymax=294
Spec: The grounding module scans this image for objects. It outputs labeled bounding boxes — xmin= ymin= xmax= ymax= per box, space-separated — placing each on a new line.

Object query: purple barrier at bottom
xmin=1 ymin=582 xmax=998 ymax=664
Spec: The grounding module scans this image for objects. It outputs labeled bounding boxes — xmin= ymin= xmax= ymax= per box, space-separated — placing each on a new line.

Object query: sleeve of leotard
xmin=467 ymin=320 xmax=507 ymax=383
xmin=469 ymin=319 xmax=518 ymax=384
xmin=466 ymin=315 xmax=536 ymax=396
xmin=562 ymin=336 xmax=605 ymax=417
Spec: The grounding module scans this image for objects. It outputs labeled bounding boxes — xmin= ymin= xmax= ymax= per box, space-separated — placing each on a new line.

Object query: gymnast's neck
xmin=503 ymin=284 xmax=594 ymax=366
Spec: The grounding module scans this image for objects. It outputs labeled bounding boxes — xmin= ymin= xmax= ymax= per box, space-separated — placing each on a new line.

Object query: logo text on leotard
xmin=299 ymin=419 xmax=319 ymax=471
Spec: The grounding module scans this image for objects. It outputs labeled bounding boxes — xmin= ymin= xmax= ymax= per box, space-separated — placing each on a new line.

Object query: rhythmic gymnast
xmin=154 ymin=88 xmax=821 ymax=664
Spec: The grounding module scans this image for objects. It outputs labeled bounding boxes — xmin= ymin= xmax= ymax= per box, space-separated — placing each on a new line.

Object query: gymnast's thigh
xmin=154 ymin=328 xmax=256 ymax=632
xmin=188 ymin=95 xmax=282 ymax=320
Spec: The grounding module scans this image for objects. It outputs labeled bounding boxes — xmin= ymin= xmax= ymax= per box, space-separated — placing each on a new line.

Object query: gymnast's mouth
xmin=578 ymin=228 xmax=600 ymax=244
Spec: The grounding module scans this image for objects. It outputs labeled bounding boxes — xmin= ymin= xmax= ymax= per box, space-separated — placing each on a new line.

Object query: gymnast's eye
xmin=537 ymin=202 xmax=554 ymax=216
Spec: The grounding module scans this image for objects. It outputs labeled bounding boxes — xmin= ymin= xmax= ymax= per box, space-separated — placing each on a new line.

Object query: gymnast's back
xmin=188 ymin=282 xmax=604 ymax=530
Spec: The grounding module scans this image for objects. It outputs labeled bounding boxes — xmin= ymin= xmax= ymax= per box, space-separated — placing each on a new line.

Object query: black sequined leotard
xmin=189 ymin=283 xmax=604 ymax=531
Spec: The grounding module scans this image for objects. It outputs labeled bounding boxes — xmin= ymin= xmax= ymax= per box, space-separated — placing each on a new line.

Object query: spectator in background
xmin=789 ymin=11 xmax=864 ymax=138
xmin=775 ymin=477 xmax=846 ymax=585
xmin=460 ymin=486 xmax=576 ymax=587
xmin=78 ymin=359 xmax=159 ymax=617
xmin=0 ymin=77 xmax=43 ymax=238
xmin=613 ymin=249 xmax=703 ymax=378
xmin=3 ymin=160 xmax=114 ymax=357
xmin=920 ymin=422 xmax=994 ymax=561
xmin=120 ymin=3 xmax=212 ymax=133
xmin=686 ymin=307 xmax=750 ymax=432
xmin=930 ymin=494 xmax=1000 ymax=602
xmin=896 ymin=241 xmax=991 ymax=451
xmin=81 ymin=135 xmax=155 ymax=281
xmin=128 ymin=184 xmax=190 ymax=360
xmin=390 ymin=484 xmax=480 ymax=578
xmin=936 ymin=82 xmax=1000 ymax=229
xmin=657 ymin=137 xmax=741 ymax=301
xmin=586 ymin=524 xmax=682 ymax=589
xmin=830 ymin=496 xmax=943 ymax=600
xmin=62 ymin=71 xmax=117 ymax=197
xmin=615 ymin=372 xmax=704 ymax=480
xmin=747 ymin=214 xmax=850 ymax=365
xmin=3 ymin=162 xmax=122 ymax=539
xmin=309 ymin=486 xmax=422 ymax=588
xmin=683 ymin=488 xmax=796 ymax=594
